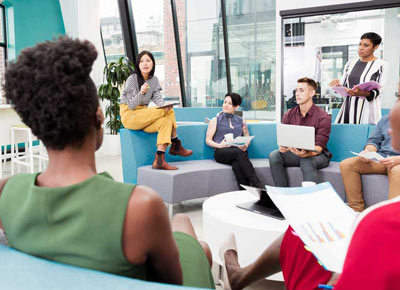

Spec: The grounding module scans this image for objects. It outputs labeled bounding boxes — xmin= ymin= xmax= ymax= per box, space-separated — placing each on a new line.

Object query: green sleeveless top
xmin=0 ymin=172 xmax=147 ymax=280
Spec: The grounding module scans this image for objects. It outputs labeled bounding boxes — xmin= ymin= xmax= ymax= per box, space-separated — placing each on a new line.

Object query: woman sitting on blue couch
xmin=206 ymin=93 xmax=263 ymax=189
xmin=0 ymin=37 xmax=214 ymax=289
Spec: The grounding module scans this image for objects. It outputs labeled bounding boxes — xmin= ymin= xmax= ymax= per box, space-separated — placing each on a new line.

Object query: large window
xmin=130 ymin=0 xmax=182 ymax=103
xmin=282 ymin=7 xmax=400 ymax=113
xmin=177 ymin=0 xmax=227 ymax=107
xmin=0 ymin=4 xmax=7 ymax=105
xmin=99 ymin=0 xmax=126 ymax=64
xmin=115 ymin=0 xmax=278 ymax=120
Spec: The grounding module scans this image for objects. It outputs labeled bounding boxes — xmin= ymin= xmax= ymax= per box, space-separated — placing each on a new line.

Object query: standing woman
xmin=206 ymin=93 xmax=263 ymax=189
xmin=330 ymin=32 xmax=388 ymax=125
xmin=120 ymin=51 xmax=192 ymax=170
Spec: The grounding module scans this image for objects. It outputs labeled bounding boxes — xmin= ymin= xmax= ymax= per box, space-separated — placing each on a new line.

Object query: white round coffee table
xmin=203 ymin=190 xmax=288 ymax=280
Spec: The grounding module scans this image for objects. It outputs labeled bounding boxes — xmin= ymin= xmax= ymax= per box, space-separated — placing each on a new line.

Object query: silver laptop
xmin=277 ymin=124 xmax=315 ymax=151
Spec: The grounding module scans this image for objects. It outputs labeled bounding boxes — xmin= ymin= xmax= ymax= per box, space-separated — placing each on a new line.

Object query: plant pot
xmin=96 ymin=133 xmax=121 ymax=156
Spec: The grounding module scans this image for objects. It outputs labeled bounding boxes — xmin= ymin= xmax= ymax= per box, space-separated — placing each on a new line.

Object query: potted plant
xmin=98 ymin=56 xmax=135 ymax=134
xmin=97 ymin=57 xmax=134 ymax=155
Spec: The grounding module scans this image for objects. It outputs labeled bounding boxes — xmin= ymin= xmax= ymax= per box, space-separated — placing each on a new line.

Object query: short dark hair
xmin=134 ymin=50 xmax=156 ymax=89
xmin=225 ymin=93 xmax=242 ymax=107
xmin=4 ymin=37 xmax=99 ymax=150
xmin=361 ymin=32 xmax=382 ymax=47
xmin=297 ymin=77 xmax=318 ymax=91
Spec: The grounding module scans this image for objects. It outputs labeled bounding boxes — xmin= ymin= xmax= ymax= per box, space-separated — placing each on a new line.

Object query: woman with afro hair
xmin=120 ymin=51 xmax=192 ymax=170
xmin=0 ymin=37 xmax=214 ymax=289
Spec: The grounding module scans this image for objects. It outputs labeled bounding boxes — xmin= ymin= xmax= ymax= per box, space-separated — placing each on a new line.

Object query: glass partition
xmin=282 ymin=8 xmax=400 ymax=114
xmin=226 ymin=0 xmax=276 ymax=120
xmin=176 ymin=0 xmax=227 ymax=107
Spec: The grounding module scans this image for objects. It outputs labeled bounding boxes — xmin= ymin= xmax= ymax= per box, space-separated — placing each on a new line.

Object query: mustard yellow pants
xmin=120 ymin=104 xmax=177 ymax=146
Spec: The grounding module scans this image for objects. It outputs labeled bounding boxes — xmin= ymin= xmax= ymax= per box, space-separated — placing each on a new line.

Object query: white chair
xmin=10 ymin=125 xmax=48 ymax=174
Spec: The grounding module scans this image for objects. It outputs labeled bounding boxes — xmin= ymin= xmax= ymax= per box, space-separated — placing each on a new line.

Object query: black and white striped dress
xmin=335 ymin=58 xmax=388 ymax=125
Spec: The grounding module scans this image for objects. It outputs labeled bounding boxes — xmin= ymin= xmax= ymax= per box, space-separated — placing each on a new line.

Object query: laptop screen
xmin=240 ymin=185 xmax=275 ymax=207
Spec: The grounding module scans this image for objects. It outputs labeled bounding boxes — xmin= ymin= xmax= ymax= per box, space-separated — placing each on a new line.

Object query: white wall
xmin=59 ymin=0 xmax=110 ymax=138
xmin=275 ymin=0 xmax=374 ymax=121
xmin=59 ymin=0 xmax=105 ymax=87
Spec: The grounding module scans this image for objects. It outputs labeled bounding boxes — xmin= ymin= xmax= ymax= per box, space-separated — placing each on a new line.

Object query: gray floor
xmin=1 ymin=155 xmax=284 ymax=290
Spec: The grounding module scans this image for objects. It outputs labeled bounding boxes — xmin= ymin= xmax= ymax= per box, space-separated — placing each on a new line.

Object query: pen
xmin=318 ymin=285 xmax=333 ymax=289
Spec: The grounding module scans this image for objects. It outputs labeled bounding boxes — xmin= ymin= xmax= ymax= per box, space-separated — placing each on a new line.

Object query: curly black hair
xmin=4 ymin=37 xmax=99 ymax=150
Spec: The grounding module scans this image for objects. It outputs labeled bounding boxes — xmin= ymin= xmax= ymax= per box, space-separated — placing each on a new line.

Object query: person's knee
xmin=390 ymin=164 xmax=400 ymax=176
xmin=340 ymin=157 xmax=356 ymax=172
xmin=160 ymin=117 xmax=173 ymax=128
xmin=300 ymin=157 xmax=316 ymax=170
xmin=199 ymin=241 xmax=213 ymax=267
xmin=269 ymin=150 xmax=281 ymax=164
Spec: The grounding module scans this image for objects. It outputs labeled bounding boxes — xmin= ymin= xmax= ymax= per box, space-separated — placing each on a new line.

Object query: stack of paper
xmin=350 ymin=151 xmax=384 ymax=162
xmin=265 ymin=183 xmax=357 ymax=273
xmin=331 ymin=81 xmax=381 ymax=97
xmin=226 ymin=136 xmax=255 ymax=147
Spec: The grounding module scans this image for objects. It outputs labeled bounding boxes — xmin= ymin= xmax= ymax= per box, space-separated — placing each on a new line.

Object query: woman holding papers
xmin=330 ymin=32 xmax=388 ymax=125
xmin=120 ymin=50 xmax=192 ymax=170
xmin=206 ymin=93 xmax=263 ymax=189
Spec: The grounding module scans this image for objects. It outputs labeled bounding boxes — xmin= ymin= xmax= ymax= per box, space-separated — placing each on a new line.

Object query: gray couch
xmin=138 ymin=159 xmax=389 ymax=208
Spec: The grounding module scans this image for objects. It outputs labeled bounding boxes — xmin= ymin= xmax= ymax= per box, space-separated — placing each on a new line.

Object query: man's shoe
xmin=152 ymin=154 xmax=178 ymax=170
xmin=169 ymin=139 xmax=193 ymax=157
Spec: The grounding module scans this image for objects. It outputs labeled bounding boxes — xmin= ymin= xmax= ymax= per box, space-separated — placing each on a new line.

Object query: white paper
xmin=225 ymin=136 xmax=255 ymax=147
xmin=350 ymin=151 xmax=384 ymax=162
xmin=331 ymin=81 xmax=381 ymax=97
xmin=265 ymin=183 xmax=357 ymax=273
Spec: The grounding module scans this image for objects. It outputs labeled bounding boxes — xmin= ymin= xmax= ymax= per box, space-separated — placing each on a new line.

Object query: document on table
xmin=350 ymin=151 xmax=384 ymax=162
xmin=226 ymin=136 xmax=255 ymax=147
xmin=265 ymin=182 xmax=357 ymax=273
xmin=331 ymin=81 xmax=381 ymax=97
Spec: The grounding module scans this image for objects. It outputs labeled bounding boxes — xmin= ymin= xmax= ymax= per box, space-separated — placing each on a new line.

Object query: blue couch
xmin=331 ymin=108 xmax=391 ymax=123
xmin=173 ymin=107 xmax=221 ymax=122
xmin=121 ymin=121 xmax=389 ymax=208
xmin=0 ymin=245 xmax=211 ymax=290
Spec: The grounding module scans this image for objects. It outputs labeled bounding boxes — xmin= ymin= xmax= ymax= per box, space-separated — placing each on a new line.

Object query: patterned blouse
xmin=120 ymin=74 xmax=165 ymax=110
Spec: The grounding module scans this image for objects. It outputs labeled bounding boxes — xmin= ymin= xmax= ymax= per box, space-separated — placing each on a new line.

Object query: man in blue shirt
xmin=340 ymin=102 xmax=400 ymax=212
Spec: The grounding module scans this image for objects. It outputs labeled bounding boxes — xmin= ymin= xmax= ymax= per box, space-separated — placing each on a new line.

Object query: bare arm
xmin=205 ymin=118 xmax=228 ymax=149
xmin=122 ymin=185 xmax=182 ymax=285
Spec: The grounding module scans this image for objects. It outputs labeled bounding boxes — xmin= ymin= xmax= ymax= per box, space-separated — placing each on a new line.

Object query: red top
xmin=282 ymin=104 xmax=331 ymax=151
xmin=280 ymin=200 xmax=400 ymax=289
xmin=280 ymin=226 xmax=331 ymax=290
xmin=335 ymin=200 xmax=400 ymax=289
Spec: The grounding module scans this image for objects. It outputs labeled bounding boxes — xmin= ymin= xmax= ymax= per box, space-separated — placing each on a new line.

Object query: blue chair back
xmin=173 ymin=107 xmax=221 ymax=122
xmin=327 ymin=124 xmax=370 ymax=162
xmin=381 ymin=108 xmax=390 ymax=116
xmin=247 ymin=123 xmax=277 ymax=158
xmin=0 ymin=245 xmax=205 ymax=290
